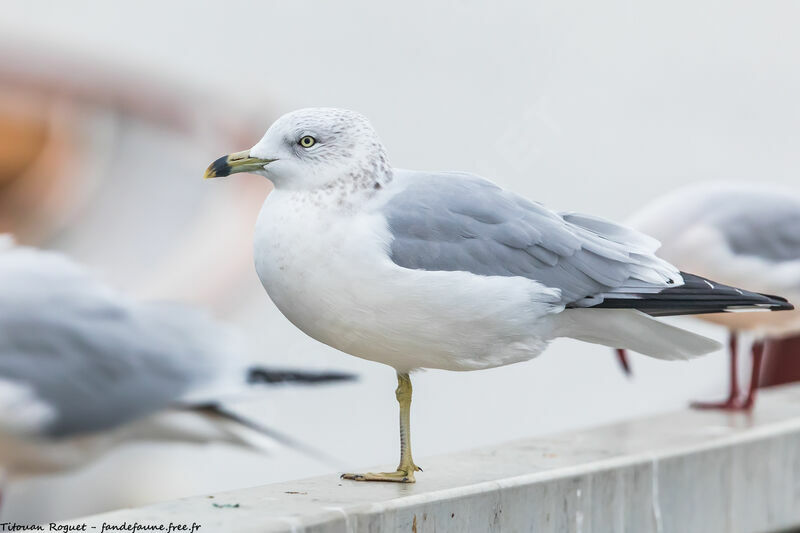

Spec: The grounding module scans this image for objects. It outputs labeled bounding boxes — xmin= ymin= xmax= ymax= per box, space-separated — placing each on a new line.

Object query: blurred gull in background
xmin=618 ymin=182 xmax=800 ymax=410
xmin=205 ymin=108 xmax=791 ymax=483
xmin=0 ymin=235 xmax=354 ymax=506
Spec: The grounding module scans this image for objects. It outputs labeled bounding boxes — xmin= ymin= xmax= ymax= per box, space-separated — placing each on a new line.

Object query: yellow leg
xmin=341 ymin=372 xmax=422 ymax=483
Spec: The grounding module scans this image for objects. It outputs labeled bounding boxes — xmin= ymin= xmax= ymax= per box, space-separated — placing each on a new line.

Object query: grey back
xmin=383 ymin=170 xmax=677 ymax=305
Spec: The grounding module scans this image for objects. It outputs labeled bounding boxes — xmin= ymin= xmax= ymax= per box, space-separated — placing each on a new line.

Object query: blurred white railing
xmin=62 ymin=384 xmax=800 ymax=532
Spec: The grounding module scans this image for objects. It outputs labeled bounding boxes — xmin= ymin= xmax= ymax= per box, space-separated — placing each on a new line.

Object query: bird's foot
xmin=690 ymin=397 xmax=753 ymax=412
xmin=341 ymin=463 xmax=422 ymax=483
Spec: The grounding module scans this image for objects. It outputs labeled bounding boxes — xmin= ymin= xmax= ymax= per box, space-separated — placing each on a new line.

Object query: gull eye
xmin=299 ymin=135 xmax=316 ymax=148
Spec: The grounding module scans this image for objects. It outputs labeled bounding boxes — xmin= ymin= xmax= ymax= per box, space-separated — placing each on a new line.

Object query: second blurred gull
xmin=619 ymin=182 xmax=800 ymax=410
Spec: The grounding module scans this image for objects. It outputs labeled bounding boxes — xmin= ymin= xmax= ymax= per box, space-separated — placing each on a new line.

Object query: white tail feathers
xmin=555 ymin=309 xmax=721 ymax=360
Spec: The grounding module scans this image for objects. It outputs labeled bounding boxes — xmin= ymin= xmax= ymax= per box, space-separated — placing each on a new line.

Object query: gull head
xmin=204 ymin=108 xmax=390 ymax=191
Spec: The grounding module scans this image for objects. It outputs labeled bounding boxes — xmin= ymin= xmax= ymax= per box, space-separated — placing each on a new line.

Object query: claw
xmin=341 ymin=470 xmax=416 ymax=483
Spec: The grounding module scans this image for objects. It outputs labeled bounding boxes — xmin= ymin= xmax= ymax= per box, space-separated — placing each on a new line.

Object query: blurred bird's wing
xmin=0 ymin=241 xmax=358 ymax=451
xmin=0 ymin=243 xmax=242 ymax=439
xmin=719 ymin=200 xmax=800 ymax=263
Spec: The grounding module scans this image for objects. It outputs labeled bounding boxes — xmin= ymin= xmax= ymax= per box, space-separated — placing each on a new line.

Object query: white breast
xmin=253 ymin=189 xmax=562 ymax=372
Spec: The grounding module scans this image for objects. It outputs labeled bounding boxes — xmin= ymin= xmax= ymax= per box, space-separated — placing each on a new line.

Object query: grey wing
xmin=0 ymin=246 xmax=237 ymax=438
xmin=631 ymin=184 xmax=800 ymax=264
xmin=383 ymin=170 xmax=680 ymax=305
xmin=719 ymin=201 xmax=800 ymax=263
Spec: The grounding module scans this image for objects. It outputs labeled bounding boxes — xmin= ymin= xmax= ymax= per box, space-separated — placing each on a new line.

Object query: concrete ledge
xmin=65 ymin=385 xmax=800 ymax=532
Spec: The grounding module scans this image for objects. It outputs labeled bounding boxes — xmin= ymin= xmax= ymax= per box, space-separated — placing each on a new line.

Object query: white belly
xmin=253 ymin=190 xmax=562 ymax=372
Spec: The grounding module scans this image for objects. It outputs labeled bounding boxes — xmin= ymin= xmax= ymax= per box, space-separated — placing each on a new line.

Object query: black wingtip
xmin=759 ymin=293 xmax=794 ymax=311
xmin=586 ymin=272 xmax=795 ymax=317
xmin=247 ymin=367 xmax=357 ymax=385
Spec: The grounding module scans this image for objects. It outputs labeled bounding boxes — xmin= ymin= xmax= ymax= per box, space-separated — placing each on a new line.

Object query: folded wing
xmin=383 ymin=171 xmax=791 ymax=315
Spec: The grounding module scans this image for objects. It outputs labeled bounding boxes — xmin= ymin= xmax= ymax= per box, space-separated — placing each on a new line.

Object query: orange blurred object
xmin=0 ymin=43 xmax=274 ymax=309
xmin=0 ymin=87 xmax=82 ymax=243
xmin=0 ymin=107 xmax=47 ymax=182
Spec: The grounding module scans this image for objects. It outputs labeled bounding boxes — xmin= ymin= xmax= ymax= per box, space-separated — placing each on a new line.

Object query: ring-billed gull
xmin=617 ymin=182 xmax=800 ymax=410
xmin=0 ymin=235 xmax=354 ymax=495
xmin=204 ymin=108 xmax=791 ymax=482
